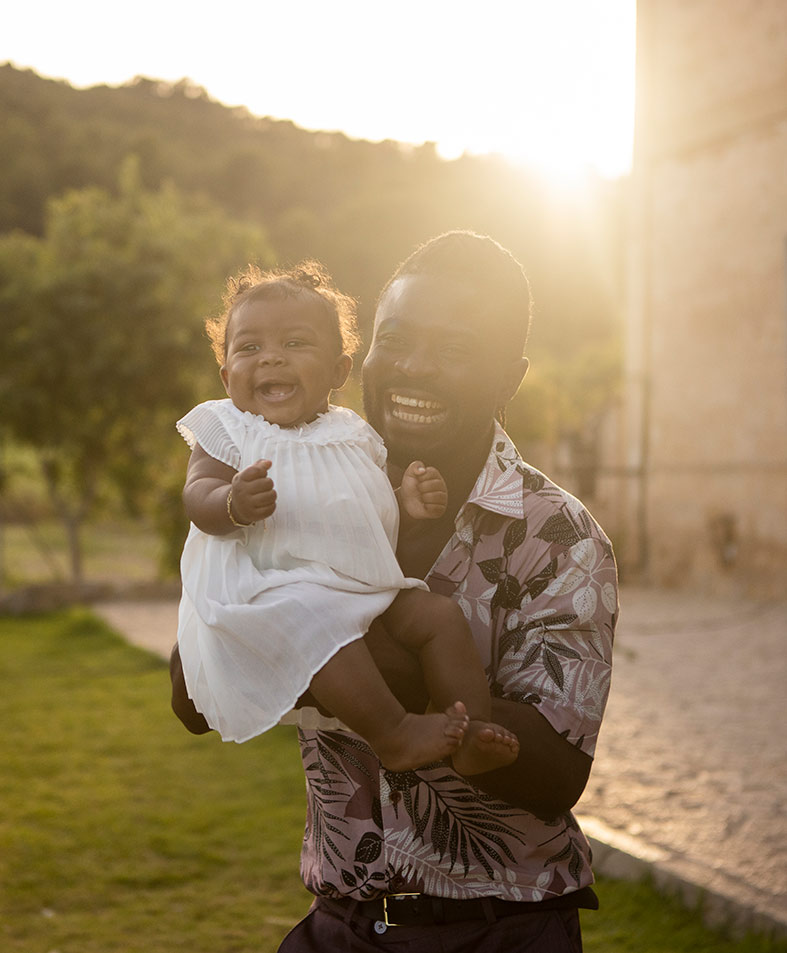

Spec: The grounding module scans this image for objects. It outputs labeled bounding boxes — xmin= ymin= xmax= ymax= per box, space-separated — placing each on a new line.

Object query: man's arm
xmin=473 ymin=533 xmax=616 ymax=820
xmin=169 ymin=643 xmax=211 ymax=734
xmin=170 ymin=612 xmax=591 ymax=815
xmin=474 ymin=699 xmax=592 ymax=820
xmin=366 ymin=629 xmax=590 ymax=819
xmin=365 ymin=619 xmax=589 ymax=818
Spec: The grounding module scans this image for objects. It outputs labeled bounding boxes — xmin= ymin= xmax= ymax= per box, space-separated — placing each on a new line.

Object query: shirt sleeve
xmin=493 ymin=522 xmax=618 ymax=758
xmin=176 ymin=401 xmax=242 ymax=470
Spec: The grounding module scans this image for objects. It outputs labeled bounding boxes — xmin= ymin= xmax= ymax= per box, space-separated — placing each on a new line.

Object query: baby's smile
xmin=259 ymin=380 xmax=298 ymax=401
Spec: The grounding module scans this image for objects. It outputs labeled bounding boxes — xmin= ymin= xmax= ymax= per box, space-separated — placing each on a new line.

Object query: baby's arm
xmin=397 ymin=460 xmax=447 ymax=521
xmin=183 ymin=444 xmax=276 ymax=535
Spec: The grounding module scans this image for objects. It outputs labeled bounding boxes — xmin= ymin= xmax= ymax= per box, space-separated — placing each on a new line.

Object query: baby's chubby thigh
xmin=379 ymin=587 xmax=471 ymax=655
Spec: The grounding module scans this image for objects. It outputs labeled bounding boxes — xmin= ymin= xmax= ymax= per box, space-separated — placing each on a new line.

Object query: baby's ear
xmin=220 ymin=365 xmax=231 ymax=394
xmin=332 ymin=353 xmax=353 ymax=389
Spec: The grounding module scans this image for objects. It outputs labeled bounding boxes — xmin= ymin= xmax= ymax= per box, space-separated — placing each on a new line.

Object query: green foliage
xmin=0 ymin=64 xmax=624 ymax=342
xmin=508 ymin=338 xmax=623 ymax=448
xmin=0 ymin=64 xmax=627 ymax=578
xmin=0 ymin=611 xmax=783 ymax=953
xmin=0 ymin=157 xmax=269 ymax=580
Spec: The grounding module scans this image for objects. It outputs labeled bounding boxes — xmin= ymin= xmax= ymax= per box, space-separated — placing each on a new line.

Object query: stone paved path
xmin=95 ymin=585 xmax=787 ymax=938
xmin=576 ymin=587 xmax=787 ymax=937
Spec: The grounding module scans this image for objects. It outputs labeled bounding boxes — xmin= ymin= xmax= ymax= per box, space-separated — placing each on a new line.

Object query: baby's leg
xmin=307 ymin=638 xmax=467 ymax=772
xmin=381 ymin=590 xmax=490 ymax=718
xmin=381 ymin=590 xmax=519 ymax=775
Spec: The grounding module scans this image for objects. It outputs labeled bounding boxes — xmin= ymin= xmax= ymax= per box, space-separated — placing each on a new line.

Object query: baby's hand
xmin=400 ymin=461 xmax=447 ymax=520
xmin=229 ymin=459 xmax=276 ymax=525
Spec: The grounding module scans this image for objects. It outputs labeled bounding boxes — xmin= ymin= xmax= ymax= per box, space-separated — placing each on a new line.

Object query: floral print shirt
xmin=296 ymin=424 xmax=617 ymax=902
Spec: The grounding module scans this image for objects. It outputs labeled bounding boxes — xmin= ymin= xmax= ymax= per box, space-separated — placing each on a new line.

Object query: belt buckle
xmin=383 ymin=892 xmax=421 ymax=926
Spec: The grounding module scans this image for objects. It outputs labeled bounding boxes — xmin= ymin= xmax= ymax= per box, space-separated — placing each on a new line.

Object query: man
xmin=171 ymin=231 xmax=617 ymax=951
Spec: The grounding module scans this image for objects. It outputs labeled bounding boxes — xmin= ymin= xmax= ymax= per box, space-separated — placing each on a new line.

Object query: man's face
xmin=362 ymin=274 xmax=526 ymax=469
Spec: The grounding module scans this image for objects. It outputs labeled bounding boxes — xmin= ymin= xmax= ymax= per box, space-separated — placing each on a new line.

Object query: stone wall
xmin=622 ymin=0 xmax=787 ymax=595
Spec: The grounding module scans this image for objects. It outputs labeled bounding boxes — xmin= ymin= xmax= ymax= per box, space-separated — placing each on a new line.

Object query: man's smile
xmin=390 ymin=391 xmax=448 ymax=425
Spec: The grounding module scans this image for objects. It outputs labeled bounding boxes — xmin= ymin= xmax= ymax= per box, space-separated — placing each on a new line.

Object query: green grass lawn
xmin=1 ymin=610 xmax=784 ymax=953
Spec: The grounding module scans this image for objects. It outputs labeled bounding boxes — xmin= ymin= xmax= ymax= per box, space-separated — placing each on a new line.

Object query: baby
xmin=176 ymin=261 xmax=518 ymax=774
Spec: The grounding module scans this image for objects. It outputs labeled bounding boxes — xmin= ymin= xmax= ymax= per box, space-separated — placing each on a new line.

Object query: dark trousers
xmin=277 ymin=897 xmax=584 ymax=952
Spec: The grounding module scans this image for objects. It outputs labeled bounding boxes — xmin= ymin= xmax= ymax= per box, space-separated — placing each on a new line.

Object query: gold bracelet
xmin=226 ymin=488 xmax=253 ymax=527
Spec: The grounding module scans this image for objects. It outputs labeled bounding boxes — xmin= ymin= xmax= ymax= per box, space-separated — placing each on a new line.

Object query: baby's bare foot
xmin=373 ymin=703 xmax=468 ymax=772
xmin=451 ymin=720 xmax=520 ymax=776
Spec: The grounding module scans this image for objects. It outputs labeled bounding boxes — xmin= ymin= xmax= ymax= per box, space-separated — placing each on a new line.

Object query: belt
xmin=329 ymin=885 xmax=598 ymax=927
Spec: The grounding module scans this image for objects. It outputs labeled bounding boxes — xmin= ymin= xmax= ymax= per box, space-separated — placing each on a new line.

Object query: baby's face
xmin=221 ymin=297 xmax=352 ymax=427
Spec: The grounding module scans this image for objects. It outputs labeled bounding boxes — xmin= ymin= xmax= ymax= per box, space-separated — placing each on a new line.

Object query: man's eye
xmin=441 ymin=344 xmax=471 ymax=360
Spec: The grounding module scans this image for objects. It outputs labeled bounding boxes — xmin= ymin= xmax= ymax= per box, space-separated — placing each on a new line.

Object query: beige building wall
xmin=624 ymin=0 xmax=787 ymax=595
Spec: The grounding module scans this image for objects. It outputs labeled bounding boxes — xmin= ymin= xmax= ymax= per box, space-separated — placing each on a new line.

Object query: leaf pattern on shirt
xmin=297 ymin=424 xmax=617 ymax=902
xmin=383 ymin=768 xmax=529 ymax=880
xmin=301 ymin=730 xmax=376 ymax=873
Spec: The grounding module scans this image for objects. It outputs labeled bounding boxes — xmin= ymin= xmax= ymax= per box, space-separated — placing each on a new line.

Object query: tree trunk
xmin=64 ymin=512 xmax=84 ymax=590
xmin=40 ymin=454 xmax=94 ymax=592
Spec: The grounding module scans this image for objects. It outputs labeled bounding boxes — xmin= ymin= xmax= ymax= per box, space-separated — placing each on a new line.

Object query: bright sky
xmin=2 ymin=0 xmax=636 ymax=179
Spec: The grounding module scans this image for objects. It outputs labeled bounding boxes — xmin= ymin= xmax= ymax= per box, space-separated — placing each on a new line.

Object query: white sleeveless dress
xmin=176 ymin=399 xmax=425 ymax=743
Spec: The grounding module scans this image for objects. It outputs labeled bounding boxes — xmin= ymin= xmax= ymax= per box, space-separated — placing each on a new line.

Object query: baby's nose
xmin=258 ymin=348 xmax=285 ymax=365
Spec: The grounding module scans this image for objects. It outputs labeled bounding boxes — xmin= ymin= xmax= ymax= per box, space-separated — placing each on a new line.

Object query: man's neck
xmin=394 ymin=425 xmax=495 ymax=578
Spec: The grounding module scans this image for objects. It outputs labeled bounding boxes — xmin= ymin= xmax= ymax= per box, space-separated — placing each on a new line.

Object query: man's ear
xmin=332 ymin=353 xmax=353 ymax=390
xmin=498 ymin=357 xmax=529 ymax=405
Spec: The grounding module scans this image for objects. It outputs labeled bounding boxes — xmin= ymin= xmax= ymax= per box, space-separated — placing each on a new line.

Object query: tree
xmin=0 ymin=158 xmax=272 ymax=586
xmin=506 ymin=339 xmax=623 ymax=498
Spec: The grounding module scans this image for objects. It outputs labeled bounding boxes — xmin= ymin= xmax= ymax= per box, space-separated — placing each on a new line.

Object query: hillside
xmin=0 ymin=63 xmax=624 ymax=346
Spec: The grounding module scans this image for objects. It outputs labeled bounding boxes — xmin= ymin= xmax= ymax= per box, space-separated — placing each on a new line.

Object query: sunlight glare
xmin=1 ymin=0 xmax=636 ymax=180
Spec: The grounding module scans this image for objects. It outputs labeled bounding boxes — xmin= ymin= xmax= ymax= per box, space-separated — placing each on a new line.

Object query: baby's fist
xmin=400 ymin=460 xmax=447 ymax=520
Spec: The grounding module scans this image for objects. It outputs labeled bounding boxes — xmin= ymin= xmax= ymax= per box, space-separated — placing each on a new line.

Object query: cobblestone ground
xmin=96 ymin=587 xmax=787 ymax=933
xmin=576 ymin=587 xmax=787 ymax=932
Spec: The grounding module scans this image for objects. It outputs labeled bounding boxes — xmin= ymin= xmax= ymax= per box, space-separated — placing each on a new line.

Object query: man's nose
xmin=394 ymin=347 xmax=437 ymax=378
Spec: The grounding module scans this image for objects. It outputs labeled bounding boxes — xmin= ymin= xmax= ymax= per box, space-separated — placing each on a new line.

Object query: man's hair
xmin=379 ymin=230 xmax=532 ymax=358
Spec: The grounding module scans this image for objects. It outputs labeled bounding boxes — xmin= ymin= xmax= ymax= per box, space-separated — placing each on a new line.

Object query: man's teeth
xmin=392 ymin=395 xmax=443 ymax=409
xmin=391 ymin=393 xmax=447 ymax=424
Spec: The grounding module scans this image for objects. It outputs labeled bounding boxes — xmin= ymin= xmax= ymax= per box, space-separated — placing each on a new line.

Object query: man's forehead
xmin=374 ymin=274 xmax=484 ymax=329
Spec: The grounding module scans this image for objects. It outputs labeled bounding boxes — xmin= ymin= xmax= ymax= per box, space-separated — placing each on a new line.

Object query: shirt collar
xmin=463 ymin=422 xmax=526 ymax=520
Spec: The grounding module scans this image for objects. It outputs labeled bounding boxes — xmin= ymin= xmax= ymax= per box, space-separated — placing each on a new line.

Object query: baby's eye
xmin=377 ymin=332 xmax=406 ymax=349
xmin=285 ymin=338 xmax=308 ymax=348
xmin=239 ymin=342 xmax=259 ymax=352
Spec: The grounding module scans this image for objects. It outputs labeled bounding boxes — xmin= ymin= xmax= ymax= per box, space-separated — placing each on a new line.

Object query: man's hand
xmin=399 ymin=461 xmax=448 ymax=521
xmin=229 ymin=459 xmax=277 ymax=525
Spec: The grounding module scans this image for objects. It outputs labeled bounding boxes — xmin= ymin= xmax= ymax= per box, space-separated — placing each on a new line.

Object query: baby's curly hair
xmin=206 ymin=260 xmax=361 ymax=364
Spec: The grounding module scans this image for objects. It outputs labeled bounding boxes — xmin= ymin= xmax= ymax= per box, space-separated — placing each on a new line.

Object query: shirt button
xmin=374 ymin=920 xmax=388 ymax=934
